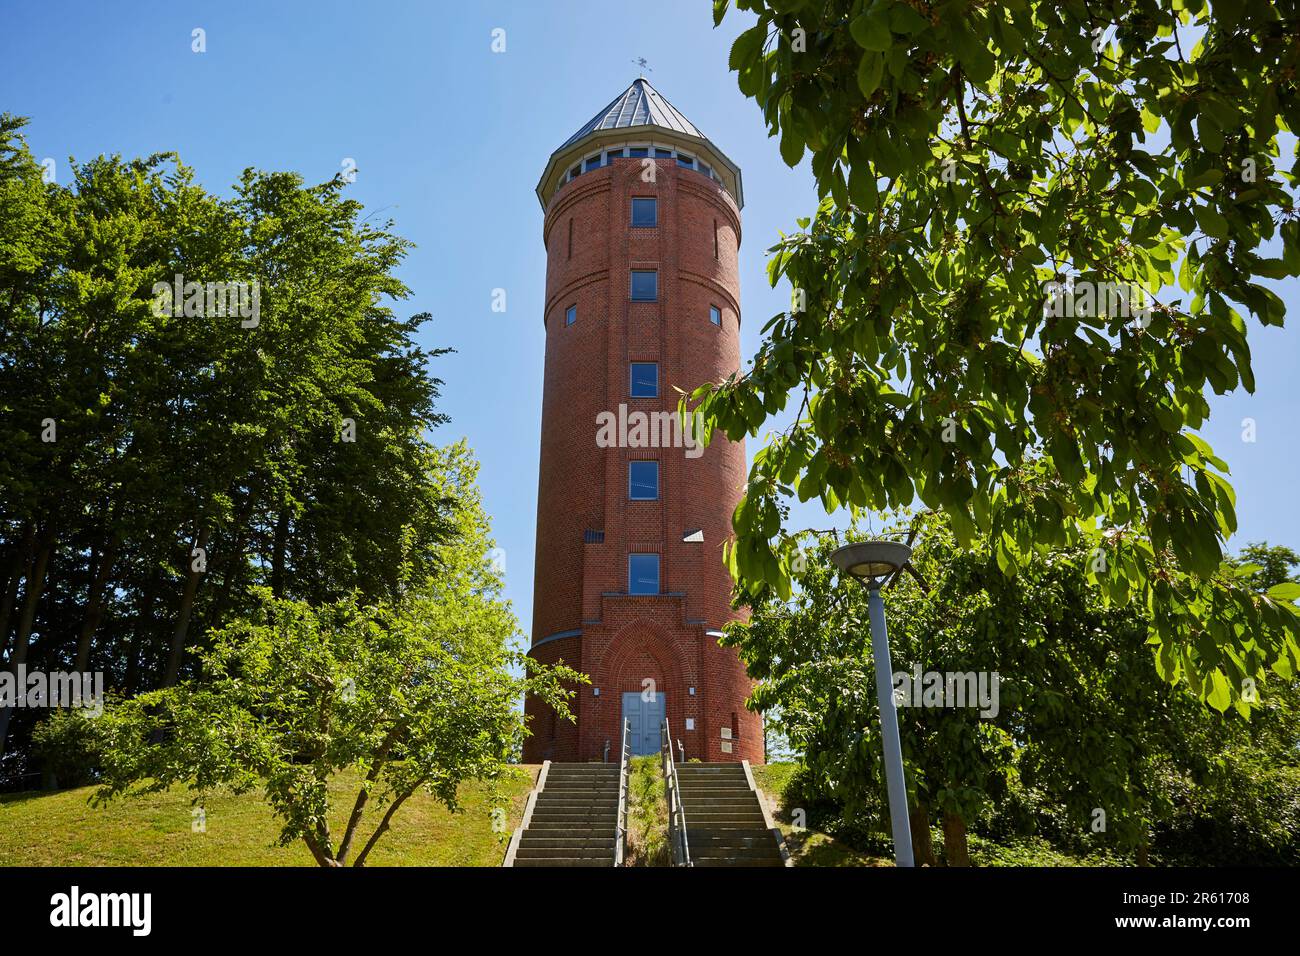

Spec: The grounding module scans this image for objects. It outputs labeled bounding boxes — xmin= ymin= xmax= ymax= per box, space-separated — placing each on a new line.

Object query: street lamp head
xmin=830 ymin=540 xmax=913 ymax=585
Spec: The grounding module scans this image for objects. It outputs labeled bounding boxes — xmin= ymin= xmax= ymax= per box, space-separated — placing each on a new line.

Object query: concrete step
xmin=525 ymin=821 xmax=617 ymax=832
xmin=536 ymin=793 xmax=620 ymax=802
xmin=681 ymin=806 xmax=762 ymax=816
xmin=518 ymin=836 xmax=616 ymax=848
xmin=546 ymin=769 xmax=621 ymax=777
xmin=681 ymin=811 xmax=765 ymax=823
xmin=540 ymin=764 xmax=616 ymax=775
xmin=531 ymin=807 xmax=619 ymax=815
xmin=529 ymin=816 xmax=619 ymax=826
xmin=687 ymin=830 xmax=779 ymax=843
xmin=677 ymin=769 xmax=748 ymax=777
xmin=691 ymin=845 xmax=782 ymax=859
xmin=686 ymin=839 xmax=777 ymax=851
xmin=678 ymin=769 xmax=748 ymax=776
xmin=515 ymin=846 xmax=615 ymax=860
xmin=691 ymin=857 xmax=783 ymax=867
xmin=679 ymin=796 xmax=759 ymax=806
xmin=513 ymin=858 xmax=614 ymax=867
xmin=519 ymin=827 xmax=614 ymax=840
xmin=678 ymin=771 xmax=748 ymax=779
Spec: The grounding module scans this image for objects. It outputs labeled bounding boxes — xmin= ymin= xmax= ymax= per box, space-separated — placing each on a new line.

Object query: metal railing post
xmin=660 ymin=718 xmax=691 ymax=866
xmin=614 ymin=718 xmax=630 ymax=866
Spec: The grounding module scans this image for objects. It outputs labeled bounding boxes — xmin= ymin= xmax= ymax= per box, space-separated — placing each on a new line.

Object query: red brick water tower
xmin=523 ymin=78 xmax=761 ymax=764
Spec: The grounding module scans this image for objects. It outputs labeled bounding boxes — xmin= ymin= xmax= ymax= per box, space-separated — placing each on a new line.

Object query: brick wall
xmin=523 ymin=157 xmax=762 ymax=765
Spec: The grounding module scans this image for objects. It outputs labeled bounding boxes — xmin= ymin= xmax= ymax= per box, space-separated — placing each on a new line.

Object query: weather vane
xmin=632 ymin=57 xmax=652 ymax=78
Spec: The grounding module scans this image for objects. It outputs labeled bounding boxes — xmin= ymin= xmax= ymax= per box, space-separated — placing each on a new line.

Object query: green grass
xmin=625 ymin=755 xmax=670 ymax=866
xmin=752 ymin=762 xmax=889 ymax=866
xmin=0 ymin=766 xmax=539 ymax=867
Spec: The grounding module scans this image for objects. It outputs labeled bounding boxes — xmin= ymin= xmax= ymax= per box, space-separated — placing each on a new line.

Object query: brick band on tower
xmin=523 ymin=78 xmax=762 ymax=765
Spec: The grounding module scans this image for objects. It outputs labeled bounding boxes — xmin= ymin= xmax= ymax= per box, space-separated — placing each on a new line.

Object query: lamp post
xmin=830 ymin=540 xmax=914 ymax=868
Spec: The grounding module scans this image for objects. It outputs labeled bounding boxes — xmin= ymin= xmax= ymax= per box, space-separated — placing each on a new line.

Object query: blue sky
xmin=4 ymin=0 xmax=1298 ymax=642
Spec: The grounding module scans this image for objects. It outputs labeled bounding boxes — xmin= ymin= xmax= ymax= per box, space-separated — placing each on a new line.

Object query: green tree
xmin=0 ymin=119 xmax=459 ymax=766
xmin=1230 ymin=540 xmax=1300 ymax=591
xmin=727 ymin=513 xmax=1298 ymax=865
xmin=702 ymin=0 xmax=1300 ymax=707
xmin=84 ymin=442 xmax=584 ymax=866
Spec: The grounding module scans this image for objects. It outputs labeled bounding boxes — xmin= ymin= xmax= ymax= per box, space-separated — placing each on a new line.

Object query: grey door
xmin=622 ymin=691 xmax=665 ymax=756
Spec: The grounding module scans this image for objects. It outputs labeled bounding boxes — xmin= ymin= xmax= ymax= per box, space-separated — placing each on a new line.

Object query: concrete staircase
xmin=503 ymin=762 xmax=624 ymax=867
xmin=677 ymin=762 xmax=788 ymax=867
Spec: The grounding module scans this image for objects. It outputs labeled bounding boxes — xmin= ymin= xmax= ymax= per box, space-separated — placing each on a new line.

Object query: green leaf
xmin=850 ymin=12 xmax=892 ymax=53
xmin=857 ymin=51 xmax=885 ymax=98
xmin=1266 ymin=582 xmax=1300 ymax=602
xmin=1206 ymin=670 xmax=1232 ymax=712
xmin=780 ymin=124 xmax=805 ymax=167
xmin=729 ymin=24 xmax=766 ymax=71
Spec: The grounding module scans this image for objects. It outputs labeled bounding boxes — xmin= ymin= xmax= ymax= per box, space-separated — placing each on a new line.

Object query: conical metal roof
xmin=557 ymin=78 xmax=705 ymax=150
xmin=536 ymin=77 xmax=743 ymax=210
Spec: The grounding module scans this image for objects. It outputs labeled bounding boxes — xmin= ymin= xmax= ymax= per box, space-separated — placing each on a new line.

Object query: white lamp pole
xmin=831 ymin=540 xmax=915 ymax=868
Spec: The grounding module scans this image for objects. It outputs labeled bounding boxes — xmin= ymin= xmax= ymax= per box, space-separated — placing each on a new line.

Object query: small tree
xmin=88 ymin=443 xmax=584 ymax=866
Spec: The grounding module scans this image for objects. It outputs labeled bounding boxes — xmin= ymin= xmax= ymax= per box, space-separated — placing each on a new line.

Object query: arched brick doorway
xmin=592 ymin=618 xmax=690 ymax=757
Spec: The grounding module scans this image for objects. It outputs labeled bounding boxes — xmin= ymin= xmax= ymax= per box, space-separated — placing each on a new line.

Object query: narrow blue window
xmin=584 ymin=156 xmax=602 ymax=172
xmin=629 ymin=147 xmax=649 ymax=158
xmin=630 ymin=270 xmax=657 ymax=301
xmin=631 ymin=197 xmax=657 ymax=228
xmin=710 ymin=305 xmax=721 ymax=326
xmin=629 ymin=461 xmax=659 ymax=500
xmin=628 ymin=553 xmax=660 ymax=595
xmin=630 ymin=362 xmax=658 ymax=398
xmin=676 ymin=153 xmax=694 ymax=168
xmin=565 ymin=304 xmax=576 ymax=326
xmin=655 ymin=148 xmax=673 ymax=159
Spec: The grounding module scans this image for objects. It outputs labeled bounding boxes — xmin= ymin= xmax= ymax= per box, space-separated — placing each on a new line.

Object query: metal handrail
xmin=614 ymin=718 xmax=631 ymax=866
xmin=661 ymin=718 xmax=692 ymax=866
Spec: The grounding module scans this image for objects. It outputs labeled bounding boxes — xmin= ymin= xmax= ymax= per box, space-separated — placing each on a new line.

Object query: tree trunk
xmin=1136 ymin=838 xmax=1150 ymax=867
xmin=271 ymin=506 xmax=289 ymax=598
xmin=0 ymin=522 xmax=34 ymax=661
xmin=910 ymin=801 xmax=938 ymax=867
xmin=0 ymin=531 xmax=55 ymax=757
xmin=162 ymin=525 xmax=209 ymax=688
xmin=301 ymin=831 xmax=341 ymax=868
xmin=74 ymin=539 xmax=117 ymax=674
xmin=124 ymin=578 xmax=161 ymax=697
xmin=208 ymin=491 xmax=257 ymax=630
xmin=942 ymin=810 xmax=971 ymax=867
xmin=337 ymin=728 xmax=400 ymax=864
xmin=353 ymin=782 xmax=423 ymax=867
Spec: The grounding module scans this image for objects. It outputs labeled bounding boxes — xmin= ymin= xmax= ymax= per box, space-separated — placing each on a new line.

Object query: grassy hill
xmin=0 ymin=766 xmax=539 ymax=867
